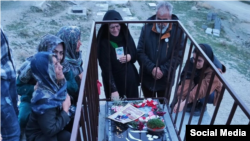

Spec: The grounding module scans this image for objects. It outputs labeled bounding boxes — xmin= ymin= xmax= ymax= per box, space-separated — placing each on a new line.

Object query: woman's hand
xmin=119 ymin=54 xmax=131 ymax=63
xmin=62 ymin=94 xmax=71 ymax=113
xmin=111 ymin=91 xmax=120 ymax=101
xmin=34 ymin=82 xmax=38 ymax=91
xmin=79 ymin=72 xmax=83 ymax=79
xmin=173 ymin=100 xmax=187 ymax=113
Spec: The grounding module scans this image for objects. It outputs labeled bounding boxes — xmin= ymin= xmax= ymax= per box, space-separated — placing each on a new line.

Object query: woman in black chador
xmin=97 ymin=10 xmax=140 ymax=100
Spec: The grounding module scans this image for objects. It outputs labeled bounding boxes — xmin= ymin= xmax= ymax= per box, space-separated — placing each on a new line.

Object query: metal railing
xmin=70 ymin=20 xmax=250 ymax=141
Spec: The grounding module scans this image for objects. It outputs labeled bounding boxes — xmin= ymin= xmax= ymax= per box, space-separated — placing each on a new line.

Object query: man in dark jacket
xmin=1 ymin=27 xmax=21 ymax=140
xmin=137 ymin=1 xmax=184 ymax=102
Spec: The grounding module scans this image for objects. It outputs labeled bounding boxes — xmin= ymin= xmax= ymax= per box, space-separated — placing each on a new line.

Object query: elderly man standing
xmin=137 ymin=1 xmax=184 ymax=103
xmin=1 ymin=27 xmax=20 ymax=140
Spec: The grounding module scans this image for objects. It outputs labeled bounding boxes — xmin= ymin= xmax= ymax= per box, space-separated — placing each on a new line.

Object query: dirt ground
xmin=1 ymin=0 xmax=250 ymax=127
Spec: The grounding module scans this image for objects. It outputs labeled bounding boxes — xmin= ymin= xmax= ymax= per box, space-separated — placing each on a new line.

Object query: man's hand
xmin=152 ymin=67 xmax=163 ymax=80
xmin=62 ymin=94 xmax=71 ymax=113
xmin=111 ymin=91 xmax=120 ymax=101
xmin=173 ymin=100 xmax=186 ymax=113
xmin=119 ymin=54 xmax=131 ymax=63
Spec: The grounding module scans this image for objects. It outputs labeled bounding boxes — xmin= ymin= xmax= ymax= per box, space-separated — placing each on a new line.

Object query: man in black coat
xmin=137 ymin=1 xmax=185 ymax=103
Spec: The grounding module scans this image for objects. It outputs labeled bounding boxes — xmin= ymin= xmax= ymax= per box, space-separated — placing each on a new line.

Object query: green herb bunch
xmin=147 ymin=118 xmax=165 ymax=129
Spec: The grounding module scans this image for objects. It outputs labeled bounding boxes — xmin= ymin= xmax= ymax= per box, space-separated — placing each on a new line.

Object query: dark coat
xmin=177 ymin=61 xmax=222 ymax=106
xmin=137 ymin=14 xmax=185 ymax=91
xmin=177 ymin=44 xmax=224 ymax=106
xmin=17 ymin=69 xmax=78 ymax=129
xmin=97 ymin=10 xmax=140 ymax=98
xmin=25 ymin=108 xmax=70 ymax=141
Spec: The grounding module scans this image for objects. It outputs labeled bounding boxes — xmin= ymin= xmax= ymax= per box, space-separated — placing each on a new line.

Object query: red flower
xmin=156 ymin=111 xmax=166 ymax=116
xmin=141 ymin=103 xmax=146 ymax=107
xmin=133 ymin=104 xmax=140 ymax=108
xmin=97 ymin=80 xmax=102 ymax=95
xmin=138 ymin=122 xmax=144 ymax=130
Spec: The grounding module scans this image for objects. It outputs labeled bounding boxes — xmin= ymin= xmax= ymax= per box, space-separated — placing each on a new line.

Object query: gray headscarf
xmin=18 ymin=34 xmax=65 ymax=83
xmin=56 ymin=26 xmax=83 ymax=77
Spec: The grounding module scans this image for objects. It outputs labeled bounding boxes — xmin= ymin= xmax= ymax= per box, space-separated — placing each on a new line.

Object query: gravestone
xmin=213 ymin=29 xmax=220 ymax=36
xmin=148 ymin=3 xmax=157 ymax=9
xmin=72 ymin=5 xmax=84 ymax=13
xmin=30 ymin=1 xmax=49 ymax=12
xmin=212 ymin=13 xmax=217 ymax=20
xmin=67 ymin=5 xmax=87 ymax=18
xmin=205 ymin=28 xmax=212 ymax=34
xmin=123 ymin=16 xmax=143 ymax=29
xmin=68 ymin=0 xmax=79 ymax=5
xmin=96 ymin=3 xmax=109 ymax=12
xmin=116 ymin=8 xmax=132 ymax=17
xmin=108 ymin=0 xmax=128 ymax=5
xmin=91 ymin=0 xmax=108 ymax=4
xmin=214 ymin=17 xmax=221 ymax=30
xmin=207 ymin=12 xmax=212 ymax=21
xmin=94 ymin=12 xmax=106 ymax=21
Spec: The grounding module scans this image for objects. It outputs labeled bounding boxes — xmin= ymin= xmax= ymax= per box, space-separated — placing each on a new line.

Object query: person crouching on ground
xmin=173 ymin=44 xmax=224 ymax=116
xmin=25 ymin=52 xmax=71 ymax=141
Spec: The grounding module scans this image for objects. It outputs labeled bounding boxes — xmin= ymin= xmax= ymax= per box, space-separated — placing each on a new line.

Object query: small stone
xmin=147 ymin=134 xmax=152 ymax=138
xmin=153 ymin=135 xmax=158 ymax=139
xmin=191 ymin=6 xmax=197 ymax=11
xmin=148 ymin=138 xmax=154 ymax=141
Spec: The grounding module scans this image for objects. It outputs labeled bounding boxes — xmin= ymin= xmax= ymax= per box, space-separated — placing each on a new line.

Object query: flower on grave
xmin=133 ymin=101 xmax=146 ymax=108
xmin=138 ymin=122 xmax=144 ymax=130
xmin=156 ymin=111 xmax=166 ymax=116
xmin=147 ymin=98 xmax=152 ymax=102
xmin=149 ymin=115 xmax=157 ymax=119
xmin=155 ymin=108 xmax=166 ymax=116
xmin=148 ymin=111 xmax=154 ymax=116
xmin=151 ymin=106 xmax=157 ymax=111
xmin=146 ymin=99 xmax=158 ymax=110
xmin=139 ymin=117 xmax=146 ymax=122
xmin=133 ymin=104 xmax=141 ymax=108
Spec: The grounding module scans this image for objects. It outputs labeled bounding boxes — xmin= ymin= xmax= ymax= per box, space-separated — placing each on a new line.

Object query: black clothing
xmin=25 ymin=108 xmax=70 ymax=141
xmin=97 ymin=10 xmax=140 ymax=98
xmin=137 ymin=14 xmax=185 ymax=92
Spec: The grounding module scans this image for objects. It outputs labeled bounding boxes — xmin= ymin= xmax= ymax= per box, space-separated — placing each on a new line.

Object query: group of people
xmin=1 ymin=1 xmax=226 ymax=141
xmin=97 ymin=1 xmax=225 ymax=117
xmin=1 ymin=26 xmax=83 ymax=141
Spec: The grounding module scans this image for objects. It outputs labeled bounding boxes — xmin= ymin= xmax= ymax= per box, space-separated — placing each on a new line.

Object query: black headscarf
xmin=97 ymin=10 xmax=128 ymax=57
xmin=195 ymin=43 xmax=214 ymax=63
xmin=97 ymin=10 xmax=124 ymax=40
xmin=103 ymin=10 xmax=123 ymax=21
xmin=181 ymin=43 xmax=215 ymax=84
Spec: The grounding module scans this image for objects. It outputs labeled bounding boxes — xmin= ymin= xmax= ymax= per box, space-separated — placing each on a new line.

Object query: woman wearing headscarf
xmin=56 ymin=26 xmax=83 ymax=87
xmin=25 ymin=52 xmax=71 ymax=141
xmin=97 ymin=10 xmax=140 ymax=100
xmin=1 ymin=26 xmax=20 ymax=141
xmin=17 ymin=34 xmax=78 ymax=132
xmin=173 ymin=43 xmax=225 ymax=116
